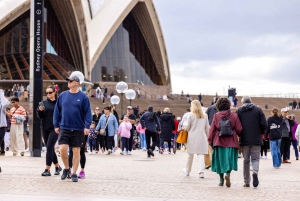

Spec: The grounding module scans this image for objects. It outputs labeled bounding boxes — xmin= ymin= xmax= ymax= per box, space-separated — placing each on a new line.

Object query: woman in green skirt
xmin=208 ymin=97 xmax=242 ymax=187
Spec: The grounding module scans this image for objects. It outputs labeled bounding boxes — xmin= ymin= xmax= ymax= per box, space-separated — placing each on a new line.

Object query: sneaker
xmin=54 ymin=166 xmax=62 ymax=175
xmin=252 ymin=173 xmax=259 ymax=187
xmin=120 ymin=151 xmax=124 ymax=155
xmin=128 ymin=151 xmax=131 ymax=155
xmin=238 ymin=154 xmax=242 ymax=158
xmin=199 ymin=172 xmax=204 ymax=178
xmin=147 ymin=149 xmax=154 ymax=157
xmin=297 ymin=157 xmax=299 ymax=160
xmin=155 ymin=147 xmax=159 ymax=151
xmin=20 ymin=152 xmax=24 ymax=156
xmin=78 ymin=171 xmax=85 ymax=179
xmin=5 ymin=147 xmax=9 ymax=151
xmin=13 ymin=152 xmax=17 ymax=156
xmin=159 ymin=148 xmax=164 ymax=154
xmin=42 ymin=147 xmax=47 ymax=152
xmin=89 ymin=151 xmax=92 ymax=155
xmin=61 ymin=168 xmax=71 ymax=180
xmin=182 ymin=168 xmax=189 ymax=176
xmin=92 ymin=150 xmax=95 ymax=155
xmin=41 ymin=169 xmax=51 ymax=176
xmin=25 ymin=148 xmax=29 ymax=152
xmin=243 ymin=183 xmax=250 ymax=187
xmin=107 ymin=149 xmax=111 ymax=155
xmin=205 ymin=165 xmax=211 ymax=169
xmin=126 ymin=151 xmax=129 ymax=155
xmin=71 ymin=173 xmax=78 ymax=182
xmin=225 ymin=175 xmax=231 ymax=187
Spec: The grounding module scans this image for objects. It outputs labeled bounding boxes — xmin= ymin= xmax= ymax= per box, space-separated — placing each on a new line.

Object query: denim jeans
xmin=270 ymin=139 xmax=281 ymax=168
xmin=291 ymin=139 xmax=299 ymax=158
xmin=89 ymin=138 xmax=97 ymax=151
xmin=139 ymin=133 xmax=146 ymax=149
xmin=121 ymin=137 xmax=129 ymax=152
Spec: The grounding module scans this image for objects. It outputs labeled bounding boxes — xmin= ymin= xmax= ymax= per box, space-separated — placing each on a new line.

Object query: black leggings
xmin=42 ymin=130 xmax=58 ymax=166
xmin=0 ymin=127 xmax=5 ymax=153
xmin=145 ymin=130 xmax=157 ymax=151
xmin=69 ymin=135 xmax=87 ymax=169
xmin=105 ymin=135 xmax=114 ymax=151
xmin=261 ymin=140 xmax=269 ymax=156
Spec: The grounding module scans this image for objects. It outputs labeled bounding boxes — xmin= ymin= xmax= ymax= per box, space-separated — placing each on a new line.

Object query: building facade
xmin=0 ymin=0 xmax=171 ymax=88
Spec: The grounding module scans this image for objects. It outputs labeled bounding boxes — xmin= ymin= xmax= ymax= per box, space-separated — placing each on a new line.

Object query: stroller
xmin=132 ymin=130 xmax=141 ymax=150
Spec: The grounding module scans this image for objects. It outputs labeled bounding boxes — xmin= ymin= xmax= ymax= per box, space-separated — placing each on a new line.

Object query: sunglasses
xmin=46 ymin=92 xmax=53 ymax=95
xmin=68 ymin=80 xmax=74 ymax=83
xmin=95 ymin=109 xmax=100 ymax=110
xmin=11 ymin=101 xmax=15 ymax=103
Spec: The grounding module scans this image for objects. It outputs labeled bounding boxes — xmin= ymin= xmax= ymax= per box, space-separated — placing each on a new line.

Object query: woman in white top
xmin=182 ymin=100 xmax=210 ymax=178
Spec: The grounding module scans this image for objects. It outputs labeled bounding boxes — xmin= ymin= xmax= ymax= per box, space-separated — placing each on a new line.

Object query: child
xmin=118 ymin=115 xmax=132 ymax=155
xmin=88 ymin=122 xmax=98 ymax=154
xmin=136 ymin=120 xmax=146 ymax=151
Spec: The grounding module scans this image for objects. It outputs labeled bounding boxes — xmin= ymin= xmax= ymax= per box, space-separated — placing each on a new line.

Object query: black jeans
xmin=42 ymin=130 xmax=59 ymax=166
xmin=69 ymin=135 xmax=87 ymax=169
xmin=280 ymin=137 xmax=290 ymax=160
xmin=145 ymin=130 xmax=157 ymax=151
xmin=121 ymin=137 xmax=129 ymax=152
xmin=0 ymin=127 xmax=5 ymax=153
xmin=105 ymin=135 xmax=114 ymax=151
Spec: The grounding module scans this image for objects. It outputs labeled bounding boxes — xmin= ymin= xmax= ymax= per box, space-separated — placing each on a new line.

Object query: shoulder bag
xmin=176 ymin=117 xmax=189 ymax=144
xmin=100 ymin=115 xmax=110 ymax=135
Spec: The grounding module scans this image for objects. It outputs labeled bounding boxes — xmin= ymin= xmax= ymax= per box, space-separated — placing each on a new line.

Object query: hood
xmin=239 ymin=103 xmax=255 ymax=112
xmin=160 ymin=113 xmax=173 ymax=121
xmin=270 ymin=115 xmax=282 ymax=125
xmin=216 ymin=110 xmax=231 ymax=118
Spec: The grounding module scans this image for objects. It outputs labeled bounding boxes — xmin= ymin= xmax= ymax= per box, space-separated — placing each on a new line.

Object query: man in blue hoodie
xmin=140 ymin=105 xmax=161 ymax=157
xmin=54 ymin=74 xmax=92 ymax=182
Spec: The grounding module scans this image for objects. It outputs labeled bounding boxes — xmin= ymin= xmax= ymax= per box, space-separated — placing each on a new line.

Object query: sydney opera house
xmin=0 ymin=0 xmax=171 ymax=88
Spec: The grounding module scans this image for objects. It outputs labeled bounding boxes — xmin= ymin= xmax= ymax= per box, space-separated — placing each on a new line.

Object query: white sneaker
xmin=89 ymin=151 xmax=92 ymax=155
xmin=238 ymin=154 xmax=242 ymax=158
xmin=182 ymin=168 xmax=189 ymax=176
xmin=25 ymin=148 xmax=29 ymax=152
xmin=42 ymin=147 xmax=47 ymax=152
xmin=155 ymin=146 xmax=159 ymax=151
xmin=92 ymin=150 xmax=95 ymax=155
xmin=199 ymin=172 xmax=204 ymax=178
xmin=128 ymin=151 xmax=131 ymax=155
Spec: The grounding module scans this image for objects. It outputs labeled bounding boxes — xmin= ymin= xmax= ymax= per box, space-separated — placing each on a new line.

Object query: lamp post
xmin=116 ymin=82 xmax=128 ymax=116
xmin=110 ymin=95 xmax=120 ymax=110
xmin=125 ymin=89 xmax=136 ymax=106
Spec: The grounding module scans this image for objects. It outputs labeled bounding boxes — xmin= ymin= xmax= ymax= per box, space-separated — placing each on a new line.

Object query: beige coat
xmin=185 ymin=113 xmax=210 ymax=154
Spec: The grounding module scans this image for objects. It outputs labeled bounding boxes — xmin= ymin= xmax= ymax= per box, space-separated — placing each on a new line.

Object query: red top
xmin=173 ymin=119 xmax=179 ymax=134
xmin=208 ymin=110 xmax=242 ymax=149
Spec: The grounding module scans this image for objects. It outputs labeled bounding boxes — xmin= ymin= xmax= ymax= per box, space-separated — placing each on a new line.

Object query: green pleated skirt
xmin=211 ymin=147 xmax=238 ymax=174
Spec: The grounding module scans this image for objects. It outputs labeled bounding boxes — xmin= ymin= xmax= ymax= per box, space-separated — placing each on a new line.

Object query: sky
xmin=153 ymin=0 xmax=300 ymax=97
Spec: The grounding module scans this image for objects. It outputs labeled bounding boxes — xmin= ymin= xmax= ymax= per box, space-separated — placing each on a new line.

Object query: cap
xmin=127 ymin=106 xmax=133 ymax=110
xmin=281 ymin=108 xmax=288 ymax=112
xmin=66 ymin=76 xmax=80 ymax=82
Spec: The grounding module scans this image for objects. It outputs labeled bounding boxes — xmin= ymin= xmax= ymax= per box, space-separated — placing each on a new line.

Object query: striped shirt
xmin=10 ymin=105 xmax=26 ymax=124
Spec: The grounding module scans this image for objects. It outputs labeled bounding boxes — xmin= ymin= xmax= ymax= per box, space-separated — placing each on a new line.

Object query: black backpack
xmin=218 ymin=113 xmax=234 ymax=137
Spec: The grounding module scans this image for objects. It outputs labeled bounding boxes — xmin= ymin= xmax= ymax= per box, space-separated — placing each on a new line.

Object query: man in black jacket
xmin=279 ymin=108 xmax=294 ymax=163
xmin=236 ymin=96 xmax=267 ymax=188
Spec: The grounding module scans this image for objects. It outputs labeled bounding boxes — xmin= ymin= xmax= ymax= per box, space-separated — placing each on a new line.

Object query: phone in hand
xmin=39 ymin=101 xmax=44 ymax=107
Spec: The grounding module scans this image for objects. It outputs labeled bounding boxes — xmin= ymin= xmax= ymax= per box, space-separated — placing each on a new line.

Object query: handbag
xmin=100 ymin=115 xmax=110 ymax=135
xmin=177 ymin=129 xmax=188 ymax=144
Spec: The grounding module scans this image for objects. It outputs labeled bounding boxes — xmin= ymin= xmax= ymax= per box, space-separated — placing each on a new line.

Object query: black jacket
xmin=36 ymin=98 xmax=57 ymax=131
xmin=265 ymin=116 xmax=282 ymax=140
xmin=206 ymin=104 xmax=218 ymax=125
xmin=159 ymin=113 xmax=175 ymax=141
xmin=279 ymin=115 xmax=295 ymax=138
xmin=236 ymin=103 xmax=267 ymax=146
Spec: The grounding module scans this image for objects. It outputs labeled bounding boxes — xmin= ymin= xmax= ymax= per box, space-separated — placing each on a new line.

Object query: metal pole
xmin=29 ymin=0 xmax=44 ymax=157
xmin=130 ymin=99 xmax=132 ymax=106
xmin=121 ymin=93 xmax=124 ymax=115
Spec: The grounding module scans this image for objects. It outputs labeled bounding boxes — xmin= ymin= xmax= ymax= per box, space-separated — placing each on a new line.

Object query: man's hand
xmin=84 ymin=129 xmax=89 ymax=135
xmin=39 ymin=106 xmax=45 ymax=111
xmin=55 ymin=128 xmax=60 ymax=134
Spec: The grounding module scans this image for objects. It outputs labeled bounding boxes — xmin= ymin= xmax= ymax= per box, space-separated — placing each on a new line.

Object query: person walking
xmin=136 ymin=120 xmax=146 ymax=151
xmin=110 ymin=105 xmax=119 ymax=152
xmin=37 ymin=85 xmax=62 ymax=176
xmin=0 ymin=89 xmax=10 ymax=157
xmin=290 ymin=115 xmax=299 ymax=160
xmin=279 ymin=108 xmax=294 ymax=163
xmin=9 ymin=97 xmax=26 ymax=156
xmin=93 ymin=107 xmax=102 ymax=153
xmin=120 ymin=106 xmax=136 ymax=155
xmin=208 ymin=97 xmax=242 ymax=187
xmin=96 ymin=106 xmax=118 ymax=155
xmin=118 ymin=115 xmax=132 ymax=155
xmin=139 ymin=106 xmax=161 ymax=157
xmin=182 ymin=100 xmax=210 ymax=178
xmin=88 ymin=122 xmax=98 ymax=154
xmin=53 ymin=74 xmax=92 ymax=182
xmin=236 ymin=96 xmax=267 ymax=188
xmin=159 ymin=108 xmax=175 ymax=154
xmin=265 ymin=108 xmax=283 ymax=168
xmin=4 ymin=107 xmax=11 ymax=152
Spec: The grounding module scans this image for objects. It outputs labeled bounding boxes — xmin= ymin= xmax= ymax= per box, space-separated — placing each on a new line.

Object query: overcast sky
xmin=153 ymin=0 xmax=300 ymax=96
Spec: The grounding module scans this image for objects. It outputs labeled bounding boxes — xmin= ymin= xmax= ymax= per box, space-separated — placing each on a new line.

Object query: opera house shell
xmin=0 ymin=0 xmax=171 ymax=87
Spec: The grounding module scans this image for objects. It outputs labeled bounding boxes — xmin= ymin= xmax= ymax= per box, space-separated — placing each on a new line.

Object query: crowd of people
xmin=1 ymin=80 xmax=300 ymax=186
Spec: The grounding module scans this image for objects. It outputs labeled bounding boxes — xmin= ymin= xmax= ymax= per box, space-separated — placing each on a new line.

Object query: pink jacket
xmin=118 ymin=121 xmax=132 ymax=138
xmin=136 ymin=123 xmax=145 ymax=134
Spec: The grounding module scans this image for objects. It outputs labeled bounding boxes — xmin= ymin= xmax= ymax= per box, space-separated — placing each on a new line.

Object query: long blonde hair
xmin=190 ymin=100 xmax=205 ymax=119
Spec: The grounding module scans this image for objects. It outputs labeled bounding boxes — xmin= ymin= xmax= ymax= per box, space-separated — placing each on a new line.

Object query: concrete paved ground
xmin=0 ymin=148 xmax=299 ymax=201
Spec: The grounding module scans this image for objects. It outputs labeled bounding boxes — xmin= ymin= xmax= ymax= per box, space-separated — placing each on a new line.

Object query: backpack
xmin=218 ymin=113 xmax=234 ymax=137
